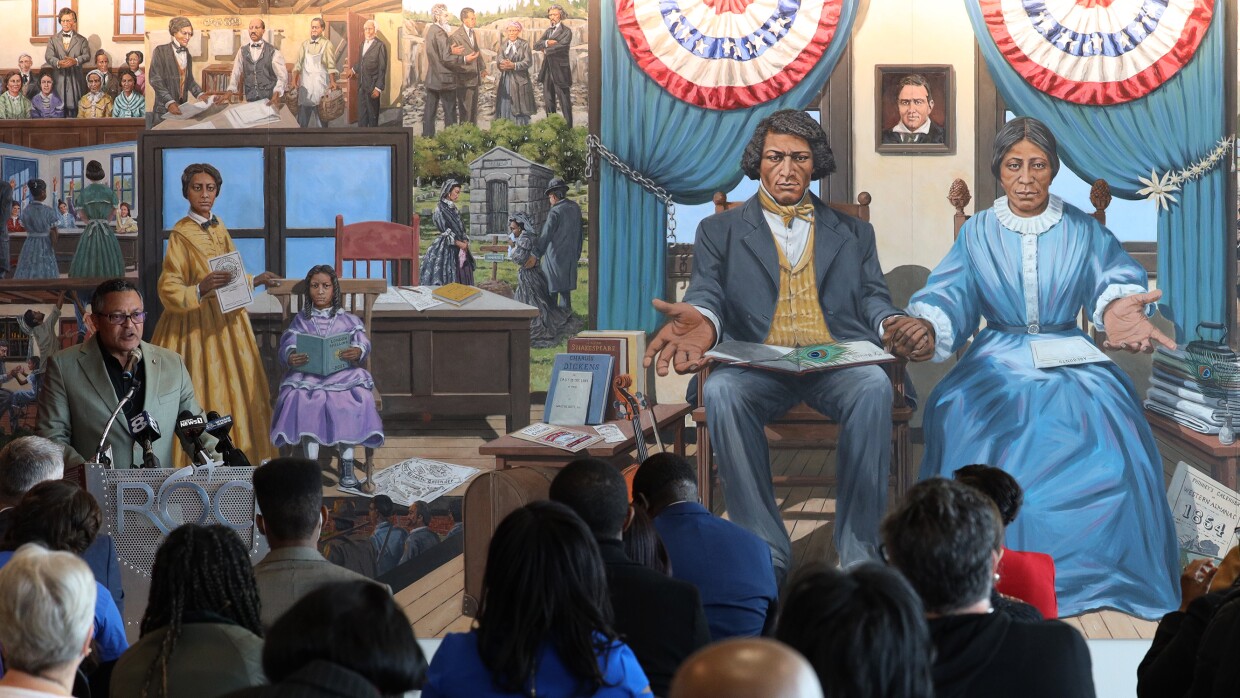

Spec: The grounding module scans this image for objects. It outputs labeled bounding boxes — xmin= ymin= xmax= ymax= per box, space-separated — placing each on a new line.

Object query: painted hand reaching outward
xmin=644 ymin=299 xmax=717 ymax=376
xmin=883 ymin=316 xmax=936 ymax=361
xmin=1101 ymin=289 xmax=1175 ymax=353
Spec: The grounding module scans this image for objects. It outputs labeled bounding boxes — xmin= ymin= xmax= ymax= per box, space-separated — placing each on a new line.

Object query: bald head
xmin=669 ymin=638 xmax=823 ymax=698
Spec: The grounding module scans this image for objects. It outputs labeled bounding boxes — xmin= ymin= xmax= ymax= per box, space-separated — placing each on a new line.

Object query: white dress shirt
xmin=227 ymin=42 xmax=288 ymax=95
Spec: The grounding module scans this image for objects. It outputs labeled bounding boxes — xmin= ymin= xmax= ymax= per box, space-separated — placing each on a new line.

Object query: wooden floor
xmin=362 ymin=411 xmax=1159 ymax=641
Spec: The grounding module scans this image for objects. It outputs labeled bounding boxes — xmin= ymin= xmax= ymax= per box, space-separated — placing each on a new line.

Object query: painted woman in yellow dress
xmin=151 ymin=162 xmax=280 ymax=466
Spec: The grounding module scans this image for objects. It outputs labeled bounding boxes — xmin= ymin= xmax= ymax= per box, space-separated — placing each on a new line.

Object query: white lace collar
xmin=994 ymin=194 xmax=1063 ymax=235
xmin=309 ymin=307 xmax=337 ymax=318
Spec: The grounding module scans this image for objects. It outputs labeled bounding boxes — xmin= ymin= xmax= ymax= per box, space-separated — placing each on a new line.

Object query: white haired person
xmin=0 ymin=544 xmax=96 ymax=696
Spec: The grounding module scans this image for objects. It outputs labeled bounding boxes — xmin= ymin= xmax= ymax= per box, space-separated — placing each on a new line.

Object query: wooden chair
xmin=335 ymin=214 xmax=420 ymax=285
xmin=692 ymin=191 xmax=912 ymax=511
xmin=265 ymin=277 xmax=387 ymax=489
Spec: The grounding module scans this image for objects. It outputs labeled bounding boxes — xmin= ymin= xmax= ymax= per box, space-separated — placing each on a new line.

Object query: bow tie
xmin=309 ymin=39 xmax=319 ymax=44
xmin=251 ymin=43 xmax=263 ymax=48
xmin=174 ymin=45 xmax=187 ymax=54
xmin=757 ymin=187 xmax=814 ymax=227
xmin=199 ymin=216 xmax=218 ymax=231
xmin=62 ymin=32 xmax=72 ymax=37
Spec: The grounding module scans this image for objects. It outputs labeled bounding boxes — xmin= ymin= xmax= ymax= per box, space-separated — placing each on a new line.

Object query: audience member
xmin=0 ymin=73 xmax=31 ymax=119
xmin=954 ymin=464 xmax=1058 ymax=618
xmin=445 ymin=496 xmax=463 ymax=537
xmin=111 ymin=524 xmax=264 ymax=698
xmin=225 ymin=581 xmax=424 ymax=698
xmin=320 ymin=501 xmax=377 ymax=578
xmin=0 ymin=435 xmax=124 ymax=612
xmin=422 ymin=501 xmax=650 ymax=696
xmin=252 ymin=457 xmax=386 ymax=629
xmin=93 ymin=51 xmax=119 ymax=98
xmin=368 ymin=494 xmax=406 ymax=576
xmin=881 ymin=479 xmax=1095 ymax=698
xmin=1137 ymin=558 xmax=1240 ymax=697
xmin=668 ymin=638 xmax=823 ymax=698
xmin=125 ymin=51 xmax=145 ymax=93
xmin=0 ymin=545 xmax=96 ymax=697
xmin=16 ymin=53 xmax=38 ymax=98
xmin=29 ymin=71 xmax=64 ymax=118
xmin=632 ymin=452 xmax=778 ymax=639
xmin=623 ymin=501 xmax=671 ymax=575
xmin=111 ymin=70 xmax=144 ymax=119
xmin=0 ymin=480 xmax=127 ymax=667
xmin=45 ymin=8 xmax=89 ymax=117
xmin=399 ymin=500 xmax=440 ymax=564
xmin=6 ymin=201 xmax=23 ymax=232
xmin=77 ymin=70 xmax=112 ymax=118
xmin=776 ymin=562 xmax=933 ymax=698
xmin=550 ymin=458 xmax=711 ymax=696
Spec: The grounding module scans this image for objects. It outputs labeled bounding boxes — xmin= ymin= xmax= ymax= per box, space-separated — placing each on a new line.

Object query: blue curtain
xmin=598 ymin=0 xmax=859 ymax=332
xmin=966 ymin=0 xmax=1227 ymax=341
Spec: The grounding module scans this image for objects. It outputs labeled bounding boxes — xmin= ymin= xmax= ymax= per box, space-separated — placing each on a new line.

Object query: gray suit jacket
xmin=254 ymin=546 xmax=389 ymax=629
xmin=43 ymin=33 xmax=91 ymax=105
xmin=422 ymin=24 xmax=456 ymax=91
xmin=538 ymin=197 xmax=583 ymax=293
xmin=683 ymin=194 xmax=900 ymax=345
xmin=450 ymin=26 xmax=483 ymax=87
xmin=36 ymin=338 xmax=208 ymax=469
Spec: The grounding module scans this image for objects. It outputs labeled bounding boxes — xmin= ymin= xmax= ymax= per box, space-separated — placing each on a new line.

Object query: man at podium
xmin=36 ymin=279 xmax=211 ymax=469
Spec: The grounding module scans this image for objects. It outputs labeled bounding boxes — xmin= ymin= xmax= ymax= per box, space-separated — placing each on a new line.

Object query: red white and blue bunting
xmin=616 ymin=0 xmax=846 ymax=110
xmin=979 ymin=0 xmax=1214 ymax=105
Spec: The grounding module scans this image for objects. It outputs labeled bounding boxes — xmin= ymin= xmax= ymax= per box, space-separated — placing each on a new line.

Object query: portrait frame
xmin=875 ymin=65 xmax=955 ymax=155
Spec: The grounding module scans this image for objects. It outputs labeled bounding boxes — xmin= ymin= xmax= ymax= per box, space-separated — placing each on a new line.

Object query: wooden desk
xmin=9 ymin=230 xmax=139 ymax=273
xmin=251 ymin=288 xmax=537 ymax=433
xmin=479 ymin=403 xmax=692 ymax=470
xmin=1148 ymin=411 xmax=1240 ymax=489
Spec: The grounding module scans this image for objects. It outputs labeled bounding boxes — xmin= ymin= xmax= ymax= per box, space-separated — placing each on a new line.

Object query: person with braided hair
xmin=110 ymin=524 xmax=264 ymax=698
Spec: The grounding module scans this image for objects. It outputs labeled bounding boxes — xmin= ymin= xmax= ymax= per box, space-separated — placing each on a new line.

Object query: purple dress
xmin=269 ymin=309 xmax=384 ymax=449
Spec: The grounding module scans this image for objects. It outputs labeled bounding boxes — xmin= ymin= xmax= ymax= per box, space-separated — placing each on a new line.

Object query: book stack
xmin=564 ymin=331 xmax=650 ymax=420
xmin=545 ymin=353 xmax=614 ymax=426
xmin=432 ymin=283 xmax=482 ymax=306
xmin=1145 ymin=347 xmax=1240 ymax=435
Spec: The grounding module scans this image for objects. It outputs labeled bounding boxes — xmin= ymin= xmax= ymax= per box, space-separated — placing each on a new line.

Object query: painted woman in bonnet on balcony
xmin=889 ymin=116 xmax=1180 ymax=619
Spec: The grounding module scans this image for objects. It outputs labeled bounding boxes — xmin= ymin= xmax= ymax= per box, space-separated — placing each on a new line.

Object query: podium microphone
xmin=95 ymin=347 xmax=143 ymax=466
xmin=127 ymin=411 xmax=161 ymax=470
xmin=205 ymin=411 xmax=251 ymax=468
xmin=175 ymin=411 xmax=211 ymax=466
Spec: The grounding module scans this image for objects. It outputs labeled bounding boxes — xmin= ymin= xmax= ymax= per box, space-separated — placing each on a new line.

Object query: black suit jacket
xmin=449 ymin=26 xmax=483 ymax=87
xmin=534 ymin=22 xmax=572 ymax=85
xmin=357 ymin=38 xmax=387 ymax=94
xmin=881 ymin=120 xmax=946 ymax=144
xmin=598 ymin=539 xmax=710 ymax=697
xmin=149 ymin=42 xmax=199 ymax=116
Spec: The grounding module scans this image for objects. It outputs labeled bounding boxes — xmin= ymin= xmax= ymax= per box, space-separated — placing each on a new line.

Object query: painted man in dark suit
xmin=148 ymin=16 xmax=203 ymax=125
xmin=881 ymin=74 xmax=945 ymax=145
xmin=43 ymin=8 xmax=90 ymax=117
xmin=17 ymin=54 xmax=39 ymax=99
xmin=644 ymin=110 xmax=931 ymax=574
xmin=450 ymin=7 xmax=485 ymax=125
xmin=93 ymin=51 xmax=120 ymax=98
xmin=421 ymin=4 xmax=459 ymax=136
xmin=349 ymin=19 xmax=387 ymax=127
xmin=538 ymin=177 xmax=583 ymax=310
xmin=533 ymin=5 xmax=573 ymax=126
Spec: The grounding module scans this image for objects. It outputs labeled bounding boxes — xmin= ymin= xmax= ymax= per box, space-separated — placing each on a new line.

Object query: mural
xmin=0 ymin=0 xmax=1237 ymax=650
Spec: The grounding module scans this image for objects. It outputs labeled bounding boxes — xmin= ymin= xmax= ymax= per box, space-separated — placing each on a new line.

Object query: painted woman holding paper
xmin=508 ymin=212 xmax=578 ymax=347
xmin=419 ymin=179 xmax=476 ymax=287
xmin=270 ymin=264 xmax=383 ymax=490
xmin=894 ymin=117 xmax=1179 ymax=618
xmin=151 ymin=162 xmax=280 ymax=466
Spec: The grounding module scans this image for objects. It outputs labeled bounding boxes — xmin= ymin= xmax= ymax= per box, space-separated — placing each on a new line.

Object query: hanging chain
xmin=587 ymin=134 xmax=676 ymax=241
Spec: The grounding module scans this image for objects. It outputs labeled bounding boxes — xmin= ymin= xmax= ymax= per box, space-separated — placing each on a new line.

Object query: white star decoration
xmin=1135 ymin=136 xmax=1235 ymax=211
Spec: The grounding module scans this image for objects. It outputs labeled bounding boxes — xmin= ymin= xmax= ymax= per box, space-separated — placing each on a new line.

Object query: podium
xmin=83 ymin=463 xmax=266 ymax=639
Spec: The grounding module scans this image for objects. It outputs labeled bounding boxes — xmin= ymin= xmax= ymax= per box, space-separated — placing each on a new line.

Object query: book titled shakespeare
xmin=511 ymin=423 xmax=603 ymax=452
xmin=705 ymin=340 xmax=894 ymax=374
xmin=295 ymin=332 xmax=352 ymax=376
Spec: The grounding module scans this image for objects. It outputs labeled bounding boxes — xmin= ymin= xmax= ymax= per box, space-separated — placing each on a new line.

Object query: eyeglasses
xmin=98 ymin=310 xmax=146 ymax=325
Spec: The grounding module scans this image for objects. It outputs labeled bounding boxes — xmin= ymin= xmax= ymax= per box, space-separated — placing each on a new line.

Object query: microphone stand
xmin=95 ymin=379 xmax=140 ymax=468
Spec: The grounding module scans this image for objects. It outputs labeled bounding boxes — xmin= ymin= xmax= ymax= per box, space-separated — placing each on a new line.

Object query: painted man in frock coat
xmin=351 ymin=20 xmax=387 ymax=127
xmin=148 ymin=16 xmax=202 ymax=125
xmin=644 ymin=110 xmax=931 ymax=577
xmin=538 ymin=177 xmax=583 ymax=310
xmin=43 ymin=9 xmax=91 ymax=118
xmin=533 ymin=5 xmax=573 ymax=126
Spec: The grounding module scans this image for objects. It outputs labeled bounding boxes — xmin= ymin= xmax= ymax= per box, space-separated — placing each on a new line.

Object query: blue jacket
xmin=652 ymin=502 xmax=778 ymax=640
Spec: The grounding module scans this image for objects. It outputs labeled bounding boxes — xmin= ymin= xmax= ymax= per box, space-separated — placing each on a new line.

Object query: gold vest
xmin=763 ymin=227 xmax=834 ymax=347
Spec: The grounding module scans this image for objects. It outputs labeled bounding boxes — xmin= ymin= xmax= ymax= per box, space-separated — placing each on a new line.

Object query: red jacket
xmin=998 ymin=546 xmax=1058 ymax=619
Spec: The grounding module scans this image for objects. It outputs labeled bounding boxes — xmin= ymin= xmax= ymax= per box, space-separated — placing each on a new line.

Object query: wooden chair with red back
xmin=334 ymin=214 xmax=421 ymax=286
xmin=691 ymin=191 xmax=913 ymax=512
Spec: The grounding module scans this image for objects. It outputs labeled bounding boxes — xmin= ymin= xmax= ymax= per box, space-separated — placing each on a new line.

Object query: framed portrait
xmin=875 ymin=65 xmax=955 ymax=155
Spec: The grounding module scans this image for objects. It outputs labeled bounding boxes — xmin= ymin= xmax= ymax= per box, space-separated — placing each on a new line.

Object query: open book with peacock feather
xmin=705 ymin=340 xmax=895 ymax=374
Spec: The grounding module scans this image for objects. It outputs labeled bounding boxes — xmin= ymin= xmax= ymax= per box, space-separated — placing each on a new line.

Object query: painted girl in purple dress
xmin=270 ymin=265 xmax=383 ymax=489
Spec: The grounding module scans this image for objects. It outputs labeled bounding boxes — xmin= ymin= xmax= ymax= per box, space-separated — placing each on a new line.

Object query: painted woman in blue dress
xmin=895 ymin=117 xmax=1180 ymax=618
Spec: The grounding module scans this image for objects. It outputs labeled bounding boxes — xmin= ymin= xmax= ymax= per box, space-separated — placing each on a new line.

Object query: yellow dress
xmin=151 ymin=216 xmax=277 ymax=466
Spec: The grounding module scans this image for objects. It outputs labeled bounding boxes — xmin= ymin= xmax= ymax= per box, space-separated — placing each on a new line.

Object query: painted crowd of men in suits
xmin=421 ymin=4 xmax=574 ymax=136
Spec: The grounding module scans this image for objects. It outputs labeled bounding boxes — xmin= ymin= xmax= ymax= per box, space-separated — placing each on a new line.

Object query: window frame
xmin=112 ymin=0 xmax=143 ymax=43
xmin=60 ymin=157 xmax=83 ymax=206
xmin=111 ymin=153 xmax=135 ymax=210
xmin=30 ymin=0 xmax=79 ymax=45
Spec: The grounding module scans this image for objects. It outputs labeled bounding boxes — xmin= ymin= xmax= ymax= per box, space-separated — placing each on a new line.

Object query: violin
xmin=612 ymin=374 xmax=648 ymax=463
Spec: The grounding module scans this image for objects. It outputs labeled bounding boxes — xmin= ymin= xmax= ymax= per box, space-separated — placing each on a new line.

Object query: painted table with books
xmin=479 ymin=402 xmax=693 ymax=470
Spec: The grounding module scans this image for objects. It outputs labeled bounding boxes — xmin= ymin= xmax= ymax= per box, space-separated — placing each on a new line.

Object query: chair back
xmin=712 ymin=191 xmax=872 ymax=222
xmin=949 ymin=178 xmax=1111 ymax=239
xmin=335 ymin=214 xmax=420 ymax=286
